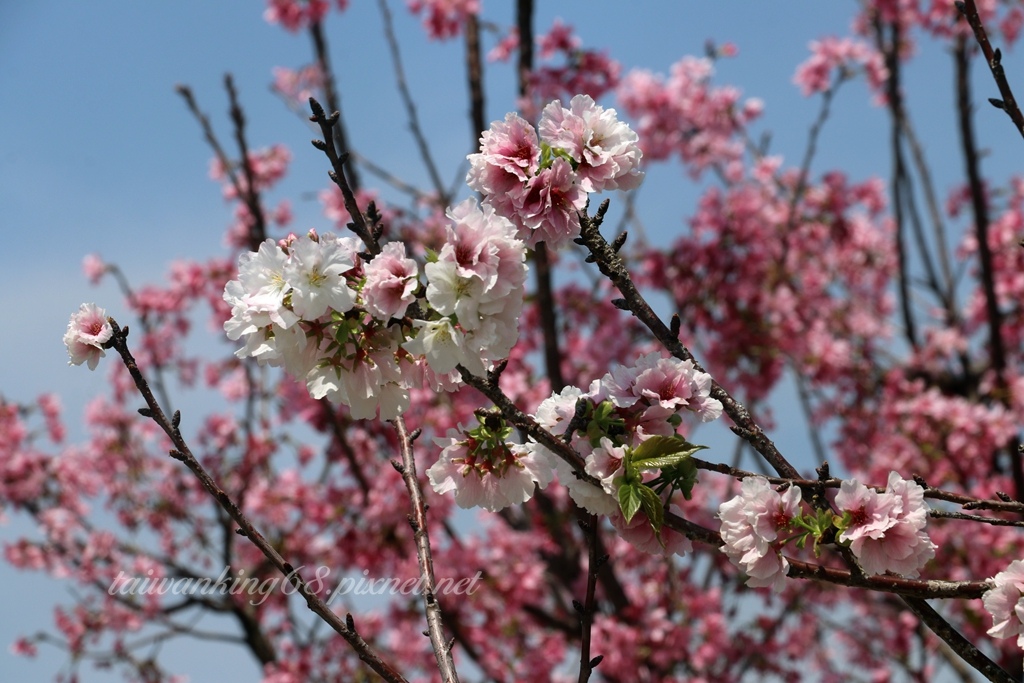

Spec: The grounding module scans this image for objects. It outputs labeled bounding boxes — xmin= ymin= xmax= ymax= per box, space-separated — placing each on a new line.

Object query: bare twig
xmin=308 ymin=97 xmax=380 ymax=255
xmin=309 ymin=19 xmax=361 ymax=190
xmin=105 ymin=318 xmax=409 ymax=683
xmin=901 ymin=597 xmax=1015 ymax=683
xmin=391 ymin=418 xmax=460 ymax=683
xmin=225 ymin=74 xmax=267 ymax=251
xmin=956 ymin=0 xmax=1024 ymax=140
xmin=176 ymin=81 xmax=267 ymax=253
xmin=377 ymin=0 xmax=449 ymax=206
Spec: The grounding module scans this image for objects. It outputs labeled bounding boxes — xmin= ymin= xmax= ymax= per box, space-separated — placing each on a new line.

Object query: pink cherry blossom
xmin=427 ymin=430 xmax=553 ymax=512
xmin=538 ymin=94 xmax=644 ymax=193
xmin=82 ymin=254 xmax=106 ymax=284
xmin=361 ymin=241 xmax=418 ymax=321
xmin=718 ymin=477 xmax=802 ymax=592
xmin=834 ymin=472 xmax=935 ymax=577
xmin=63 ymin=303 xmax=114 ymax=370
xmin=406 ymin=0 xmax=478 ymax=40
xmin=792 ymin=36 xmax=887 ymax=99
xmin=984 ymin=560 xmax=1024 ymax=647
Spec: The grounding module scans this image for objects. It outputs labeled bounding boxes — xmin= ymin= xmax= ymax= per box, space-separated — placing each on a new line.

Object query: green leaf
xmin=631 ymin=435 xmax=707 ymax=470
xmin=661 ymin=457 xmax=699 ymax=500
xmin=618 ymin=483 xmax=643 ymax=524
xmin=636 ymin=484 xmax=664 ymax=534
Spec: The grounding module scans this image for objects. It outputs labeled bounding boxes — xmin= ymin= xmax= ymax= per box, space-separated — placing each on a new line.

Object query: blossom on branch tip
xmin=467 ymin=98 xmax=643 ymax=249
xmin=64 ymin=304 xmax=113 ymax=370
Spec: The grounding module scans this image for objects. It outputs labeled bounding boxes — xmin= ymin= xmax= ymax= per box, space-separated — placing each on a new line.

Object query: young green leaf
xmin=631 ymin=435 xmax=708 ymax=470
xmin=618 ymin=482 xmax=643 ymax=524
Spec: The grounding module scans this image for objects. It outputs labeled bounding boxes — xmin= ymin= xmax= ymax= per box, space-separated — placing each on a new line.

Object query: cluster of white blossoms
xmin=220 ymin=198 xmax=527 ymax=420
xmin=402 ymin=199 xmax=527 ymax=378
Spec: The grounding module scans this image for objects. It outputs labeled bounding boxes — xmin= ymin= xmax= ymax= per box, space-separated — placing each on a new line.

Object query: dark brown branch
xmin=878 ymin=19 xmax=919 ymax=349
xmin=956 ymin=0 xmax=1024 ymax=140
xmin=308 ymin=97 xmax=380 ymax=256
xmin=392 ymin=418 xmax=460 ymax=683
xmin=954 ymin=37 xmax=1024 ymax=499
xmin=575 ymin=202 xmax=801 ymax=480
xmin=512 ymin=0 xmax=565 ymax=392
xmin=464 ymin=13 xmax=486 ymax=143
xmin=900 ymin=597 xmax=1015 ymax=683
xmin=576 ymin=515 xmax=601 ymax=683
xmin=309 ymin=19 xmax=361 ymax=191
xmin=225 ymin=74 xmax=267 ymax=251
xmin=106 ymin=319 xmax=408 ymax=683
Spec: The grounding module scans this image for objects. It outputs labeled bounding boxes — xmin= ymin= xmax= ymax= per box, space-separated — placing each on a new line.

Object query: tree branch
xmin=391 ymin=418 xmax=460 ymax=683
xmin=105 ymin=318 xmax=409 ymax=683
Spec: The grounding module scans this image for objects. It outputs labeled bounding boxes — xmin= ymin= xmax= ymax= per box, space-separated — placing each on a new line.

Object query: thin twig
xmin=105 ymin=318 xmax=409 ymax=683
xmin=956 ymin=0 xmax=1024 ymax=140
xmin=309 ymin=19 xmax=361 ymax=190
xmin=308 ymin=97 xmax=380 ymax=255
xmin=225 ymin=74 xmax=267 ymax=251
xmin=900 ymin=597 xmax=1015 ymax=683
xmin=575 ymin=201 xmax=802 ymax=480
xmin=392 ymin=418 xmax=460 ymax=683
xmin=377 ymin=0 xmax=449 ymax=206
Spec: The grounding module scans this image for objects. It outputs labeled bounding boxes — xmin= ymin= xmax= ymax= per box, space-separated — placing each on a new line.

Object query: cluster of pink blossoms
xmin=718 ymin=477 xmax=803 ymax=593
xmin=402 ymin=199 xmax=527 ymax=378
xmin=791 ymin=36 xmax=887 ymax=98
xmin=718 ymin=472 xmax=936 ymax=592
xmin=834 ymin=472 xmax=936 ymax=577
xmin=428 ymin=416 xmax=554 ymax=513
xmin=467 ymin=94 xmax=644 ymax=248
xmin=424 ymin=352 xmax=720 ymax=547
xmin=215 ymin=197 xmax=527 ymax=420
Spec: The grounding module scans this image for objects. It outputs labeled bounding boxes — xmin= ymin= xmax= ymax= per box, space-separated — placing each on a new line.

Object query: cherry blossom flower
xmin=427 ymin=421 xmax=554 ymax=512
xmin=63 ymin=303 xmax=114 ymax=370
xmin=81 ymin=254 xmax=106 ymax=284
xmin=792 ymin=36 xmax=887 ymax=99
xmin=718 ymin=476 xmax=802 ymax=592
xmin=284 ymin=233 xmax=357 ymax=320
xmin=538 ymin=94 xmax=644 ymax=193
xmin=402 ymin=318 xmax=472 ymax=376
xmin=983 ymin=560 xmax=1024 ymax=647
xmin=834 ymin=472 xmax=935 ymax=577
xmin=362 ymin=241 xmax=419 ymax=321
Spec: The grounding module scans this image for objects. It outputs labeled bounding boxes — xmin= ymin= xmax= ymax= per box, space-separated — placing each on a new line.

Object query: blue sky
xmin=1 ymin=2 xmax=1020 ymax=681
